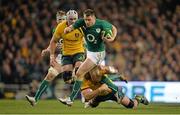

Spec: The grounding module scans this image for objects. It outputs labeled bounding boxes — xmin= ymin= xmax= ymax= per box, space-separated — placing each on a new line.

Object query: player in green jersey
xmin=25 ymin=10 xmax=66 ymax=106
xmin=58 ymin=9 xmax=123 ymax=106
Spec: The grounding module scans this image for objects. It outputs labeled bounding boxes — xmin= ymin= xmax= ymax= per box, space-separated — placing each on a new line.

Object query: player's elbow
xmin=112 ymin=25 xmax=117 ymax=41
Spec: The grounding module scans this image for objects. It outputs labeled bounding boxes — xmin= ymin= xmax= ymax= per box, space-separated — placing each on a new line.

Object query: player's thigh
xmin=45 ymin=68 xmax=56 ymax=81
xmin=62 ymin=64 xmax=73 ymax=71
xmin=76 ymin=58 xmax=96 ymax=77
xmin=53 ymin=62 xmax=62 ymax=73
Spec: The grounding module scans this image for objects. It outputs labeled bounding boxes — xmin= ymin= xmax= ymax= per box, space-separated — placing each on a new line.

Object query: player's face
xmin=56 ymin=15 xmax=66 ymax=24
xmin=67 ymin=17 xmax=77 ymax=25
xmin=84 ymin=15 xmax=95 ymax=27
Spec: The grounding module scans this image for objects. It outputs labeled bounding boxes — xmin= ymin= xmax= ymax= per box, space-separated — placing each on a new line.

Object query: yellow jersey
xmin=53 ymin=20 xmax=84 ymax=55
xmin=81 ymin=78 xmax=102 ymax=91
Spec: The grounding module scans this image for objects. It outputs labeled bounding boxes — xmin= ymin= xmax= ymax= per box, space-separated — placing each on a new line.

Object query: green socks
xmin=34 ymin=80 xmax=49 ymax=102
xmin=101 ymin=76 xmax=118 ymax=93
xmin=69 ymin=80 xmax=82 ymax=101
xmin=101 ymin=76 xmax=124 ymax=97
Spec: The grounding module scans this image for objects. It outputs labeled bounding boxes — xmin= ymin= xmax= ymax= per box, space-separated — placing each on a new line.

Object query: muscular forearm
xmin=49 ymin=36 xmax=57 ymax=56
xmin=64 ymin=25 xmax=74 ymax=33
xmin=46 ymin=45 xmax=50 ymax=51
xmin=82 ymin=88 xmax=101 ymax=101
xmin=97 ymin=65 xmax=118 ymax=75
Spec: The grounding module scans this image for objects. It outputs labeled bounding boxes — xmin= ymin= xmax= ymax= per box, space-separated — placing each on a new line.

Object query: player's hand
xmin=64 ymin=26 xmax=72 ymax=34
xmin=119 ymin=74 xmax=128 ymax=83
xmin=98 ymin=84 xmax=109 ymax=93
xmin=50 ymin=55 xmax=56 ymax=67
xmin=101 ymin=31 xmax=114 ymax=42
xmin=108 ymin=66 xmax=118 ymax=74
xmin=41 ymin=48 xmax=50 ymax=57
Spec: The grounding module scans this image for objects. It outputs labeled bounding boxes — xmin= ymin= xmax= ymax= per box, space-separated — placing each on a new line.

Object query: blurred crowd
xmin=0 ymin=0 xmax=180 ymax=84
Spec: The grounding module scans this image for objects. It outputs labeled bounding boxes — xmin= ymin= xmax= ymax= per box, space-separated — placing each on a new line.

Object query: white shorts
xmin=101 ymin=60 xmax=105 ymax=66
xmin=87 ymin=50 xmax=105 ymax=65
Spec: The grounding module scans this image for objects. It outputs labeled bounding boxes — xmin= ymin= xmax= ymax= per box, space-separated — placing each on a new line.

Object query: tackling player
xmin=81 ymin=65 xmax=149 ymax=108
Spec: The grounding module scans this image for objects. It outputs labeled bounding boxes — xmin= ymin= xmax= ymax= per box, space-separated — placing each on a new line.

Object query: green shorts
xmin=61 ymin=52 xmax=85 ymax=66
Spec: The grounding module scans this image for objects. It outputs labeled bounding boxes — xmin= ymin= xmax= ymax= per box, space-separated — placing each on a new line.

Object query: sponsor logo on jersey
xmin=75 ymin=33 xmax=80 ymax=38
xmin=96 ymin=28 xmax=101 ymax=33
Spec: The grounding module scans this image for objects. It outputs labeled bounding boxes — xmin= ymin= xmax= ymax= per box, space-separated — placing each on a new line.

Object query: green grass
xmin=0 ymin=99 xmax=180 ymax=114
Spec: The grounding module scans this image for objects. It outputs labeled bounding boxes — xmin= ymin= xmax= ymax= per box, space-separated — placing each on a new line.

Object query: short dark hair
xmin=56 ymin=10 xmax=66 ymax=16
xmin=83 ymin=9 xmax=95 ymax=17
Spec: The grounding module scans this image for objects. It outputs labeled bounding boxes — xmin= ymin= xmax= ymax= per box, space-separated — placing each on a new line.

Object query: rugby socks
xmin=101 ymin=76 xmax=123 ymax=97
xmin=69 ymin=80 xmax=82 ymax=101
xmin=34 ymin=80 xmax=49 ymax=102
xmin=101 ymin=76 xmax=118 ymax=93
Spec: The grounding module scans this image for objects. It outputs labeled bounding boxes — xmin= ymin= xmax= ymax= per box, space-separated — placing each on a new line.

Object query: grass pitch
xmin=0 ymin=99 xmax=180 ymax=114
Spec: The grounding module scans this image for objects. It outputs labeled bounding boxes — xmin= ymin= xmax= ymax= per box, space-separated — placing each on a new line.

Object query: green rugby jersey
xmin=73 ymin=18 xmax=112 ymax=52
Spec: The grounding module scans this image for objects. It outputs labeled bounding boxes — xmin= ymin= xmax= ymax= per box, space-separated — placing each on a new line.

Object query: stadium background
xmin=0 ymin=0 xmax=180 ymax=108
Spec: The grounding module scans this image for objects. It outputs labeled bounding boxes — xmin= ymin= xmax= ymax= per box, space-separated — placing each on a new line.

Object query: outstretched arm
xmin=49 ymin=35 xmax=58 ymax=66
xmin=64 ymin=25 xmax=74 ymax=34
xmin=90 ymin=65 xmax=128 ymax=83
xmin=81 ymin=84 xmax=111 ymax=101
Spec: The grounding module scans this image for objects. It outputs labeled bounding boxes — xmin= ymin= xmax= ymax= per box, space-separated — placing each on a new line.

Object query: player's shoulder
xmin=97 ymin=18 xmax=110 ymax=24
xmin=57 ymin=20 xmax=67 ymax=28
xmin=77 ymin=18 xmax=84 ymax=22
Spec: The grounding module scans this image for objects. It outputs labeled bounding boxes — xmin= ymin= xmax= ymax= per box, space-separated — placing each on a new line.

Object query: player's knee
xmin=62 ymin=71 xmax=73 ymax=84
xmin=45 ymin=74 xmax=54 ymax=81
xmin=74 ymin=67 xmax=79 ymax=75
xmin=46 ymin=68 xmax=58 ymax=81
xmin=124 ymin=99 xmax=134 ymax=109
xmin=75 ymin=69 xmax=85 ymax=80
xmin=56 ymin=72 xmax=63 ymax=78
xmin=48 ymin=67 xmax=59 ymax=76
xmin=75 ymin=70 xmax=81 ymax=77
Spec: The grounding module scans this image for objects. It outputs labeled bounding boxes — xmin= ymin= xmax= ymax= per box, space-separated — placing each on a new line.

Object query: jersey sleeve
xmin=101 ymin=20 xmax=112 ymax=30
xmin=73 ymin=18 xmax=84 ymax=29
xmin=53 ymin=21 xmax=65 ymax=42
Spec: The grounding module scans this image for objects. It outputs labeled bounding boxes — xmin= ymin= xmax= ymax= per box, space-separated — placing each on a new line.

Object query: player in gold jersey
xmin=80 ymin=65 xmax=149 ymax=109
xmin=26 ymin=10 xmax=66 ymax=106
xmin=49 ymin=10 xmax=85 ymax=84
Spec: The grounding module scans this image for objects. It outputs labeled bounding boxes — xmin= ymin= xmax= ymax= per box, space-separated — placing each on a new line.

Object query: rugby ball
xmin=103 ymin=28 xmax=113 ymax=38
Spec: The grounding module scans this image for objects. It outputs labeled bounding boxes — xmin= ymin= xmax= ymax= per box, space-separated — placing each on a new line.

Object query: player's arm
xmin=102 ymin=24 xmax=117 ymax=42
xmin=111 ymin=25 xmax=117 ymax=41
xmin=101 ymin=19 xmax=117 ymax=42
xmin=49 ymin=23 xmax=63 ymax=66
xmin=41 ymin=28 xmax=57 ymax=57
xmin=82 ymin=84 xmax=110 ymax=101
xmin=64 ymin=18 xmax=84 ymax=34
xmin=41 ymin=46 xmax=50 ymax=57
xmin=90 ymin=65 xmax=128 ymax=83
xmin=49 ymin=35 xmax=58 ymax=66
xmin=64 ymin=25 xmax=74 ymax=34
xmin=82 ymin=88 xmax=101 ymax=101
